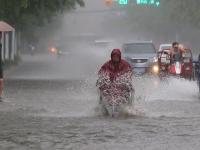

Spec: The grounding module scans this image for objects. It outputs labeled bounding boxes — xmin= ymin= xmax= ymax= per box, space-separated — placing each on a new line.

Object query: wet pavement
xmin=1 ymin=53 xmax=200 ymax=150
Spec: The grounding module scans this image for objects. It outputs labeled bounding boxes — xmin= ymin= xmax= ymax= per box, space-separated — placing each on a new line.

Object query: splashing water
xmin=147 ymin=77 xmax=199 ymax=101
xmin=95 ymin=71 xmax=136 ymax=117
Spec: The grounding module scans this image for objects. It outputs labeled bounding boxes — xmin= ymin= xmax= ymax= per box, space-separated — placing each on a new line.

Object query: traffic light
xmin=105 ymin=0 xmax=113 ymax=6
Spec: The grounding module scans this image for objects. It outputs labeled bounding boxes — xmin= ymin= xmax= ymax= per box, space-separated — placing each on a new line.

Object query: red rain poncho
xmin=97 ymin=49 xmax=133 ymax=92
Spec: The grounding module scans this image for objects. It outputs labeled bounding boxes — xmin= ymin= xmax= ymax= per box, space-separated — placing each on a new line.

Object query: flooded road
xmin=1 ymin=54 xmax=200 ymax=150
xmin=1 ymin=112 xmax=200 ymax=150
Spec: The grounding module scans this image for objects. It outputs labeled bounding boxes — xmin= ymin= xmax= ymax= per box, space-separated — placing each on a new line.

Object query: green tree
xmin=0 ymin=0 xmax=84 ymax=42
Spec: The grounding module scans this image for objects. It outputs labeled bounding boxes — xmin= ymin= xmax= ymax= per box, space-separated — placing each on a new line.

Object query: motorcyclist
xmin=96 ymin=49 xmax=133 ymax=104
xmin=195 ymin=54 xmax=200 ymax=86
xmin=170 ymin=42 xmax=183 ymax=63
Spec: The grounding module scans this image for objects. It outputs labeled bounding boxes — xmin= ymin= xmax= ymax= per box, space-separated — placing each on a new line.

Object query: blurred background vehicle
xmin=122 ymin=41 xmax=159 ymax=75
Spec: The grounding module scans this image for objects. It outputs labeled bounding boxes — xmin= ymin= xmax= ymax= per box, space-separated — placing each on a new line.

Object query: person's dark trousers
xmin=0 ymin=69 xmax=3 ymax=99
xmin=0 ymin=42 xmax=3 ymax=100
xmin=195 ymin=62 xmax=200 ymax=92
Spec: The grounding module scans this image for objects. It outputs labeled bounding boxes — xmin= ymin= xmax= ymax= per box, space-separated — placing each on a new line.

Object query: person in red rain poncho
xmin=96 ymin=49 xmax=133 ymax=98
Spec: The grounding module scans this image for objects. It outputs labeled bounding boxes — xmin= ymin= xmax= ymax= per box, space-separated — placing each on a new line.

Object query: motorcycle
xmin=97 ymin=72 xmax=134 ymax=117
xmin=168 ymin=61 xmax=183 ymax=76
xmin=158 ymin=48 xmax=193 ymax=79
xmin=157 ymin=49 xmax=171 ymax=79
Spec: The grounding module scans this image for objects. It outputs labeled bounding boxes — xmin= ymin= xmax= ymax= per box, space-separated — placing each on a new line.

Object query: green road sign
xmin=118 ymin=0 xmax=128 ymax=5
xmin=136 ymin=0 xmax=160 ymax=7
xmin=116 ymin=0 xmax=160 ymax=7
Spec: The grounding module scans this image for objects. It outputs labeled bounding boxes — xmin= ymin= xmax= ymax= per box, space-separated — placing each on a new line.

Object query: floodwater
xmin=1 ymin=50 xmax=200 ymax=150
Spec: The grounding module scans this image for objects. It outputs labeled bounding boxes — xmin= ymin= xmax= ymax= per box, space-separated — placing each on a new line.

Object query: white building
xmin=0 ymin=21 xmax=17 ymax=62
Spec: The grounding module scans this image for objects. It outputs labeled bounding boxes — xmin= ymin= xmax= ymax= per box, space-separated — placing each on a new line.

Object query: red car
xmin=158 ymin=48 xmax=193 ymax=79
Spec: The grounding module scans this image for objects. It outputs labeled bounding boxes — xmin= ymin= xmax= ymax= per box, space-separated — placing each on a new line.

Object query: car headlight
xmin=152 ymin=65 xmax=159 ymax=73
xmin=50 ymin=47 xmax=57 ymax=53
xmin=153 ymin=57 xmax=158 ymax=62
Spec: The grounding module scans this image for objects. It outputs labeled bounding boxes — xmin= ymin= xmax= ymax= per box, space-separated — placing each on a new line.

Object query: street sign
xmin=105 ymin=0 xmax=160 ymax=7
xmin=136 ymin=0 xmax=160 ymax=7
xmin=118 ymin=0 xmax=128 ymax=5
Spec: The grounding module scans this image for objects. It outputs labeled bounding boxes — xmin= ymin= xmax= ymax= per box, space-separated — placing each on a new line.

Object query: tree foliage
xmin=0 ymin=0 xmax=84 ymax=31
